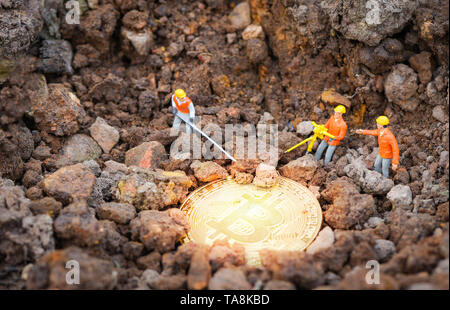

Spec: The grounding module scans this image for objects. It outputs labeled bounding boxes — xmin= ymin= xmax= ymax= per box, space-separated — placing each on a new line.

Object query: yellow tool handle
xmin=323 ymin=132 xmax=336 ymax=139
xmin=285 ymin=136 xmax=313 ymax=153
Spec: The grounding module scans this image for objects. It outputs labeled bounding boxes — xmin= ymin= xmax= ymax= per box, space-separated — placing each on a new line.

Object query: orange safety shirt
xmin=362 ymin=128 xmax=399 ymax=165
xmin=323 ymin=114 xmax=348 ymax=146
xmin=172 ymin=95 xmax=193 ymax=114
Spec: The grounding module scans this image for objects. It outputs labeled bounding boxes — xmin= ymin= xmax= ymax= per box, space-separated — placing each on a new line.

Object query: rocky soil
xmin=0 ymin=0 xmax=448 ymax=290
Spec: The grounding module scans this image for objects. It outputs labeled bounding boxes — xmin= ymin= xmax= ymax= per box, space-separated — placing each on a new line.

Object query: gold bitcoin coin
xmin=180 ymin=177 xmax=322 ymax=266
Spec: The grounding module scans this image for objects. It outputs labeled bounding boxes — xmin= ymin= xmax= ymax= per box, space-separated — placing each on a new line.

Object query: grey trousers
xmin=314 ymin=140 xmax=337 ymax=165
xmin=172 ymin=113 xmax=193 ymax=134
xmin=374 ymin=155 xmax=392 ymax=178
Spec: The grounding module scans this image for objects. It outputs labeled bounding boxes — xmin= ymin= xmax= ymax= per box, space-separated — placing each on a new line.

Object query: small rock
xmin=52 ymin=134 xmax=102 ymax=168
xmin=373 ymin=239 xmax=396 ymax=262
xmin=246 ymin=38 xmax=268 ymax=64
xmin=167 ymin=42 xmax=184 ymax=58
xmin=322 ymin=177 xmax=376 ymax=229
xmin=121 ymin=28 xmax=153 ymax=56
xmin=89 ymin=117 xmax=120 ymax=153
xmin=242 ymin=24 xmax=264 ymax=40
xmin=88 ymin=174 xmax=116 ymax=208
xmin=365 ymin=217 xmax=384 ymax=229
xmin=228 ymin=2 xmax=251 ymax=30
xmin=408 ymin=51 xmax=433 ymax=84
xmin=125 ymin=141 xmax=167 ymax=169
xmin=433 ymin=259 xmax=449 ymax=275
xmin=439 ymin=151 xmax=449 ymax=168
xmin=137 ymin=251 xmax=161 ymax=271
xmin=387 ymin=184 xmax=413 ymax=210
xmin=130 ymin=208 xmax=189 ymax=253
xmin=322 ymin=0 xmax=417 ymax=46
xmin=226 ymin=32 xmax=237 ymax=44
xmin=115 ymin=168 xmax=192 ymax=210
xmin=88 ymin=73 xmax=125 ymax=103
xmin=150 ymin=274 xmax=187 ymax=290
xmin=122 ymin=10 xmax=148 ymax=31
xmin=39 ymin=40 xmax=73 ymax=75
xmin=320 ymin=89 xmax=351 ymax=108
xmin=384 ymin=64 xmax=420 ymax=112
xmin=22 ymin=170 xmax=43 ymax=188
xmin=28 ymin=197 xmax=62 ymax=218
xmin=187 ymin=245 xmax=211 ymax=290
xmin=209 ymin=242 xmax=246 ymax=271
xmin=190 ymin=160 xmax=228 ymax=182
xmin=280 ymin=154 xmax=319 ymax=184
xmin=233 ymin=171 xmax=254 ymax=184
xmin=31 ymin=83 xmax=86 ymax=136
xmin=43 ymin=163 xmax=96 ymax=205
xmin=344 ymin=155 xmax=394 ymax=195
xmin=104 ymin=160 xmax=128 ymax=174
xmin=54 ymin=201 xmax=123 ymax=252
xmin=432 ymin=105 xmax=448 ymax=123
xmin=141 ymin=269 xmax=159 ymax=288
xmin=208 ymin=268 xmax=252 ymax=290
xmin=393 ymin=167 xmax=410 ymax=185
xmin=123 ymin=241 xmax=144 ymax=260
xmin=32 ymin=144 xmax=52 ymax=160
xmin=96 ymin=202 xmax=136 ymax=225
xmin=296 ymin=121 xmax=314 ymax=136
xmin=306 ymin=226 xmax=334 ymax=255
xmin=82 ymin=159 xmax=101 ymax=177
xmin=253 ymin=163 xmax=278 ymax=188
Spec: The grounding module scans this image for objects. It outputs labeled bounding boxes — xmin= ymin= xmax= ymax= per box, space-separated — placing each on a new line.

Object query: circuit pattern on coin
xmin=180 ymin=177 xmax=322 ymax=266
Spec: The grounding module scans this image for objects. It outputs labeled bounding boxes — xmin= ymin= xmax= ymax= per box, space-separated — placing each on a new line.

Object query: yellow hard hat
xmin=334 ymin=105 xmax=346 ymax=114
xmin=175 ymin=89 xmax=186 ymax=99
xmin=376 ymin=115 xmax=389 ymax=126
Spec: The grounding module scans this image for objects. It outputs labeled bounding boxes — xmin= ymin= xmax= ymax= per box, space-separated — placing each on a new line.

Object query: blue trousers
xmin=374 ymin=155 xmax=392 ymax=178
xmin=314 ymin=140 xmax=337 ymax=165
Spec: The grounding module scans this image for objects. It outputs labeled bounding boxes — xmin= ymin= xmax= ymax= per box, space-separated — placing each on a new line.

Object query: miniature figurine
xmin=170 ymin=88 xmax=236 ymax=162
xmin=171 ymin=89 xmax=195 ymax=134
xmin=314 ymin=105 xmax=348 ymax=165
xmin=355 ymin=116 xmax=399 ymax=178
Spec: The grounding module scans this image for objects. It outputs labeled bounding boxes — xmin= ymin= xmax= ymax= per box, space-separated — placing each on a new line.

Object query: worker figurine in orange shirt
xmin=314 ymin=105 xmax=348 ymax=165
xmin=356 ymin=116 xmax=399 ymax=178
xmin=171 ymin=89 xmax=195 ymax=134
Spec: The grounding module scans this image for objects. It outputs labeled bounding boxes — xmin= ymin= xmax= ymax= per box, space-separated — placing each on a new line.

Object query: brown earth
xmin=0 ymin=0 xmax=448 ymax=290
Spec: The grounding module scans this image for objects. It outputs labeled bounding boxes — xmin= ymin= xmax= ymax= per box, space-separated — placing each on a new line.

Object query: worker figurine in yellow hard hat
xmin=171 ymin=89 xmax=195 ymax=134
xmin=356 ymin=116 xmax=399 ymax=178
xmin=314 ymin=105 xmax=348 ymax=165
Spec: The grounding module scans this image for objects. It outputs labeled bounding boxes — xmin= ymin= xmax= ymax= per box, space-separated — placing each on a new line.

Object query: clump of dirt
xmin=0 ymin=0 xmax=448 ymax=290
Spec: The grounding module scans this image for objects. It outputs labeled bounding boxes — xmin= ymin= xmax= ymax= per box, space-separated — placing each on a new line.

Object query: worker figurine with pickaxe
xmin=314 ymin=105 xmax=348 ymax=165
xmin=171 ymin=89 xmax=195 ymax=134
xmin=170 ymin=88 xmax=236 ymax=162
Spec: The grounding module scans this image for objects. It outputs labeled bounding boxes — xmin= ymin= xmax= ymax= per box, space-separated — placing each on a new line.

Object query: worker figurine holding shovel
xmin=355 ymin=116 xmax=399 ymax=178
xmin=170 ymin=88 xmax=236 ymax=162
xmin=314 ymin=105 xmax=348 ymax=165
xmin=171 ymin=89 xmax=195 ymax=134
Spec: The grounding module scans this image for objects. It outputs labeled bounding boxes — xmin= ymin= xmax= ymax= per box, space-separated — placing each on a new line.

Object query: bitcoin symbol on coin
xmin=207 ymin=192 xmax=283 ymax=243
